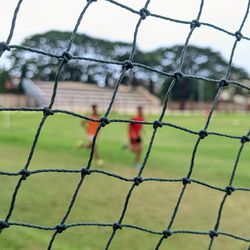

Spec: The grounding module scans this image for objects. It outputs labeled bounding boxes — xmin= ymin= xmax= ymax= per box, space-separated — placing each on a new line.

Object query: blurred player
xmin=128 ymin=106 xmax=144 ymax=168
xmin=78 ymin=104 xmax=104 ymax=166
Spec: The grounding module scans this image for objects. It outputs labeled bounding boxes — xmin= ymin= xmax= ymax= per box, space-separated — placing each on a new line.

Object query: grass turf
xmin=0 ymin=111 xmax=249 ymax=250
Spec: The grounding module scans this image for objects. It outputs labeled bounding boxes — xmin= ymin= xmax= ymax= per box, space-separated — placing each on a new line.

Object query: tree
xmin=8 ymin=31 xmax=249 ymax=106
xmin=159 ymin=45 xmax=249 ymax=109
xmin=0 ymin=68 xmax=22 ymax=94
xmin=9 ymin=31 xmax=134 ymax=85
xmin=0 ymin=69 xmax=10 ymax=93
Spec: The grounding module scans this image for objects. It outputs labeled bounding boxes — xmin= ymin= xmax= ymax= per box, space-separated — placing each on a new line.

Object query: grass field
xmin=0 ymin=111 xmax=249 ymax=250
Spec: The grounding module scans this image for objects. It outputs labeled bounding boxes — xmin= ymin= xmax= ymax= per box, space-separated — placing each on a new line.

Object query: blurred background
xmin=0 ymin=0 xmax=250 ymax=113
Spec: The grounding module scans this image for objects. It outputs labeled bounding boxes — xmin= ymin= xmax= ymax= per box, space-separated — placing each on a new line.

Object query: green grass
xmin=0 ymin=112 xmax=249 ymax=250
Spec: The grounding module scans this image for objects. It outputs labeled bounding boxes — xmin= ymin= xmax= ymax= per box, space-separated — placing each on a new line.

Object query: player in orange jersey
xmin=78 ymin=104 xmax=103 ymax=166
xmin=84 ymin=104 xmax=99 ymax=146
xmin=128 ymin=106 xmax=144 ymax=168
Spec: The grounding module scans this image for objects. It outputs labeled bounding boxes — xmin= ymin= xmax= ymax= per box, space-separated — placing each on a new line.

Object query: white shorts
xmin=88 ymin=135 xmax=95 ymax=142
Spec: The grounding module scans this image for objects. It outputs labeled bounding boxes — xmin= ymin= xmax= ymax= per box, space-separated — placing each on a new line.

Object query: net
xmin=0 ymin=0 xmax=249 ymax=249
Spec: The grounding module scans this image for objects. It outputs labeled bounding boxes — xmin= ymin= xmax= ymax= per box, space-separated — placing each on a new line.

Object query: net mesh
xmin=0 ymin=0 xmax=250 ymax=249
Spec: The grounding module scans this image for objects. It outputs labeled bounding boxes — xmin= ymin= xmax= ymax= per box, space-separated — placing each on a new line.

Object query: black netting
xmin=0 ymin=0 xmax=249 ymax=250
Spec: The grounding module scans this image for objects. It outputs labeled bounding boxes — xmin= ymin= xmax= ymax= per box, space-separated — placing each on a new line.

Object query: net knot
xmin=134 ymin=176 xmax=143 ymax=186
xmin=0 ymin=42 xmax=10 ymax=53
xmin=153 ymin=120 xmax=162 ymax=129
xmin=235 ymin=31 xmax=243 ymax=41
xmin=225 ymin=186 xmax=235 ymax=195
xmin=56 ymin=224 xmax=66 ymax=233
xmin=43 ymin=107 xmax=54 ymax=116
xmin=199 ymin=130 xmax=208 ymax=139
xmin=62 ymin=51 xmax=73 ymax=64
xmin=241 ymin=135 xmax=249 ymax=144
xmin=139 ymin=8 xmax=150 ymax=20
xmin=19 ymin=169 xmax=31 ymax=180
xmin=122 ymin=60 xmax=133 ymax=70
xmin=209 ymin=230 xmax=218 ymax=239
xmin=219 ymin=78 xmax=228 ymax=87
xmin=113 ymin=222 xmax=122 ymax=230
xmin=100 ymin=117 xmax=110 ymax=127
xmin=173 ymin=71 xmax=183 ymax=80
xmin=81 ymin=168 xmax=91 ymax=177
xmin=190 ymin=20 xmax=201 ymax=29
xmin=163 ymin=229 xmax=172 ymax=238
xmin=0 ymin=220 xmax=9 ymax=229
xmin=182 ymin=177 xmax=191 ymax=185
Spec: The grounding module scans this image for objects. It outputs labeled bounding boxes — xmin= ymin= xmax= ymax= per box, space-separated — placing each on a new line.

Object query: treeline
xmin=2 ymin=30 xmax=249 ymax=102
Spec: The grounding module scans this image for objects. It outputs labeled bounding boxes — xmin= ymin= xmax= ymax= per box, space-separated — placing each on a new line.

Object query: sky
xmin=1 ymin=0 xmax=250 ymax=73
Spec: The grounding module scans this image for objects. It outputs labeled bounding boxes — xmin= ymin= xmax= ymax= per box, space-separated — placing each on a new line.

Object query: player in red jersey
xmin=128 ymin=106 xmax=144 ymax=167
xmin=77 ymin=104 xmax=103 ymax=166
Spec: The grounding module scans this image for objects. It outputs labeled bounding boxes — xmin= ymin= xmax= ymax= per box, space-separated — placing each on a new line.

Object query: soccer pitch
xmin=0 ymin=112 xmax=249 ymax=250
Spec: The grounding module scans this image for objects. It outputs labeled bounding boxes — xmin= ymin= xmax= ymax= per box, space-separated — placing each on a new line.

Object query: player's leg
xmin=130 ymin=137 xmax=142 ymax=167
xmin=89 ymin=137 xmax=104 ymax=167
xmin=84 ymin=135 xmax=94 ymax=148
xmin=133 ymin=143 xmax=142 ymax=167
